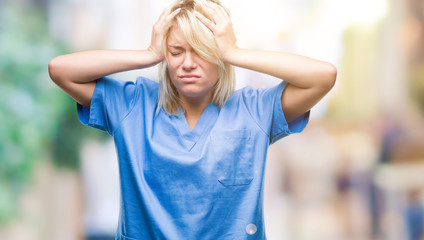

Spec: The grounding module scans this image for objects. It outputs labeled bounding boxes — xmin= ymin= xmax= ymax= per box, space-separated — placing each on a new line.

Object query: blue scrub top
xmin=77 ymin=77 xmax=309 ymax=240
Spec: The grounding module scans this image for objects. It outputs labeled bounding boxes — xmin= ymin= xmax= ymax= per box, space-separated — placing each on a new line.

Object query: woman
xmin=49 ymin=0 xmax=336 ymax=239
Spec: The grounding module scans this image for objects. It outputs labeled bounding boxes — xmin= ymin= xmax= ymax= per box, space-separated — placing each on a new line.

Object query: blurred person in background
xmin=405 ymin=189 xmax=424 ymax=240
xmin=48 ymin=0 xmax=336 ymax=239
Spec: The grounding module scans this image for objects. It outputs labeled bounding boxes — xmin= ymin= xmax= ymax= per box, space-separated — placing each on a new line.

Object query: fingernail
xmin=175 ymin=7 xmax=181 ymax=12
xmin=179 ymin=0 xmax=184 ymax=4
xmin=194 ymin=10 xmax=200 ymax=15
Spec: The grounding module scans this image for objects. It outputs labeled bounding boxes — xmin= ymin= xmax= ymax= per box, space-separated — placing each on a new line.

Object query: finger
xmin=165 ymin=7 xmax=181 ymax=23
xmin=215 ymin=4 xmax=231 ymax=22
xmin=202 ymin=2 xmax=220 ymax=24
xmin=157 ymin=0 xmax=181 ymax=23
xmin=155 ymin=1 xmax=182 ymax=31
xmin=194 ymin=1 xmax=220 ymax=25
xmin=168 ymin=0 xmax=183 ymax=12
xmin=206 ymin=1 xmax=229 ymax=23
xmin=167 ymin=0 xmax=182 ymax=11
xmin=195 ymin=11 xmax=216 ymax=32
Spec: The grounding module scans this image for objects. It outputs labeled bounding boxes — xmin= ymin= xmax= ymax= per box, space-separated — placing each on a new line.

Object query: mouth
xmin=178 ymin=74 xmax=201 ymax=83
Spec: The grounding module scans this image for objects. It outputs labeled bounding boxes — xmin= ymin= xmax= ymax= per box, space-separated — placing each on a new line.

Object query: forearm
xmin=48 ymin=49 xmax=162 ymax=84
xmin=224 ymin=48 xmax=337 ymax=89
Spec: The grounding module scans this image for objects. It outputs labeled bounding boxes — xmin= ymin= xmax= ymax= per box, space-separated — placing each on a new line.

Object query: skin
xmin=48 ymin=0 xmax=336 ymax=130
xmin=166 ymin=26 xmax=219 ymax=128
xmin=195 ymin=1 xmax=337 ymax=123
xmin=48 ymin=0 xmax=182 ymax=108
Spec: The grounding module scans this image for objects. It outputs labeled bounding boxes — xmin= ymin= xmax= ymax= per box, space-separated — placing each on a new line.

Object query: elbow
xmin=320 ymin=63 xmax=337 ymax=91
xmin=48 ymin=55 xmax=65 ymax=85
xmin=48 ymin=56 xmax=60 ymax=84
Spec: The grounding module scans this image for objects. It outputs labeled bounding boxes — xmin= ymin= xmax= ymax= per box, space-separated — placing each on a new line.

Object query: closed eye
xmin=168 ymin=45 xmax=184 ymax=56
xmin=169 ymin=51 xmax=182 ymax=56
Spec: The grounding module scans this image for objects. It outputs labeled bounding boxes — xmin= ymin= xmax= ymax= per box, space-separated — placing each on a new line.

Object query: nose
xmin=182 ymin=51 xmax=197 ymax=71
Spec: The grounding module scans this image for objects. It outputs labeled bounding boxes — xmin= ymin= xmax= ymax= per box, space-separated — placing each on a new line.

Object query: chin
xmin=180 ymin=91 xmax=205 ymax=98
xmin=179 ymin=88 xmax=211 ymax=99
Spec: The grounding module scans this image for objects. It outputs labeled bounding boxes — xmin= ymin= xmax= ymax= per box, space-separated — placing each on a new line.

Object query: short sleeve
xmin=77 ymin=76 xmax=138 ymax=135
xmin=241 ymin=81 xmax=310 ymax=145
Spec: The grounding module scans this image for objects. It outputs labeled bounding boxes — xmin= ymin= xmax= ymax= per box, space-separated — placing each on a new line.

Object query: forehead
xmin=167 ymin=26 xmax=188 ymax=46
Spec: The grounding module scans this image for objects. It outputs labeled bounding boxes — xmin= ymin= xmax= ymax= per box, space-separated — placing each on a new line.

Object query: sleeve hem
xmin=76 ymin=79 xmax=109 ymax=133
xmin=269 ymin=81 xmax=310 ymax=144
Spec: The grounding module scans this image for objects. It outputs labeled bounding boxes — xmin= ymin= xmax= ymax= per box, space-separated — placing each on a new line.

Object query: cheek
xmin=166 ymin=62 xmax=179 ymax=81
xmin=199 ymin=61 xmax=218 ymax=80
xmin=166 ymin=57 xmax=180 ymax=71
xmin=209 ymin=67 xmax=219 ymax=84
xmin=166 ymin=65 xmax=177 ymax=87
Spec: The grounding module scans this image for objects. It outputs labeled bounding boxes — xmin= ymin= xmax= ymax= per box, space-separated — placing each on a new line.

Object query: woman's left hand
xmin=195 ymin=1 xmax=238 ymax=62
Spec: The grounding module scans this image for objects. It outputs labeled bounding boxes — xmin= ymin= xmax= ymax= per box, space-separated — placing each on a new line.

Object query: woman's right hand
xmin=148 ymin=0 xmax=182 ymax=62
xmin=49 ymin=0 xmax=182 ymax=108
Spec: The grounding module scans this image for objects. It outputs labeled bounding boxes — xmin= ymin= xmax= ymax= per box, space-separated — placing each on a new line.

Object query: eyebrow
xmin=168 ymin=45 xmax=184 ymax=50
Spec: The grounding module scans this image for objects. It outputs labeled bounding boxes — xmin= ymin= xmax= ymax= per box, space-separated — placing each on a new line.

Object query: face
xmin=166 ymin=26 xmax=219 ymax=102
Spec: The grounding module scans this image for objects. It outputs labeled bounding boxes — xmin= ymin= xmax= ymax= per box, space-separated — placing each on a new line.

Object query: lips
xmin=178 ymin=74 xmax=201 ymax=83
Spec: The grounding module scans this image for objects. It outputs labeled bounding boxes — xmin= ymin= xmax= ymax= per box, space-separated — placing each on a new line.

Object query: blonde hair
xmin=157 ymin=0 xmax=235 ymax=115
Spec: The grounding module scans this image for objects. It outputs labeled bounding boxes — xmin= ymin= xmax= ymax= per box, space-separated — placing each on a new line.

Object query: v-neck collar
xmin=174 ymin=103 xmax=219 ymax=151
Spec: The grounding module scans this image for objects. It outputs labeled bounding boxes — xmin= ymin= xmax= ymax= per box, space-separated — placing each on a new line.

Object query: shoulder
xmin=220 ymin=86 xmax=260 ymax=116
xmin=134 ymin=76 xmax=159 ymax=100
xmin=227 ymin=86 xmax=256 ymax=103
xmin=135 ymin=76 xmax=159 ymax=88
xmin=236 ymin=85 xmax=256 ymax=96
xmin=227 ymin=84 xmax=281 ymax=105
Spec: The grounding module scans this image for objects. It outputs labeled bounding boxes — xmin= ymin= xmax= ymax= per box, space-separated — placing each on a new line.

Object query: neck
xmin=180 ymin=94 xmax=212 ymax=117
xmin=179 ymin=92 xmax=214 ymax=130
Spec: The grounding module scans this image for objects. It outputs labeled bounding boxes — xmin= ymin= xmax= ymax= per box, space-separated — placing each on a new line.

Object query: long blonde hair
xmin=157 ymin=0 xmax=235 ymax=115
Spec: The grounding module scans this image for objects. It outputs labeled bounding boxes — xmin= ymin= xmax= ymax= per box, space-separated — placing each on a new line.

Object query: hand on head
xmin=148 ymin=0 xmax=182 ymax=62
xmin=148 ymin=0 xmax=237 ymax=63
xmin=194 ymin=1 xmax=238 ymax=62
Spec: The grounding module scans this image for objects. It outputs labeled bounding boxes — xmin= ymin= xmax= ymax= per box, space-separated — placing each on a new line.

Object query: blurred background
xmin=0 ymin=0 xmax=423 ymax=239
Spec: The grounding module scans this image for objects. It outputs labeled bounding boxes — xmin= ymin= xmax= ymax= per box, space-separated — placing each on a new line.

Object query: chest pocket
xmin=210 ymin=129 xmax=254 ymax=186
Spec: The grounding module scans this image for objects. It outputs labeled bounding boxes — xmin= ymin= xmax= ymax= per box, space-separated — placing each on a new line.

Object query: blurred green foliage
xmin=0 ymin=2 xmax=107 ymax=224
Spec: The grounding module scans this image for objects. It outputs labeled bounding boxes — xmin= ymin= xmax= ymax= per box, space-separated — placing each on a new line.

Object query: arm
xmin=48 ymin=50 xmax=162 ymax=108
xmin=224 ymin=49 xmax=337 ymax=123
xmin=48 ymin=0 xmax=182 ymax=108
xmin=196 ymin=2 xmax=337 ymax=123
